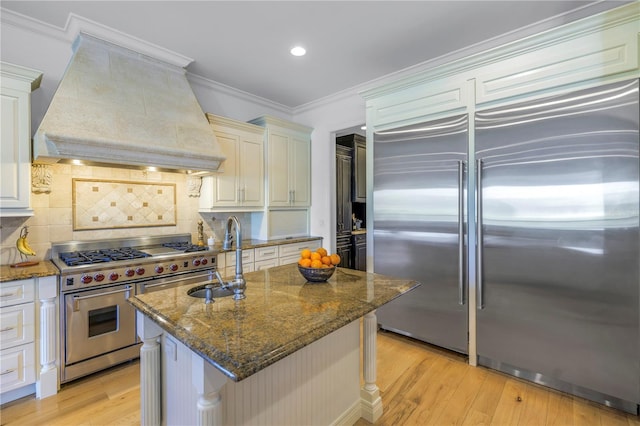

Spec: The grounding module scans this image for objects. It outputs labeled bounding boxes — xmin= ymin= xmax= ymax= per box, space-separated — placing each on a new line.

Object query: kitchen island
xmin=129 ymin=263 xmax=418 ymax=426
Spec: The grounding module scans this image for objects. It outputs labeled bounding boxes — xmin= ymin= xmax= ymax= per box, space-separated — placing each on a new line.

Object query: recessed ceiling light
xmin=290 ymin=46 xmax=306 ymax=57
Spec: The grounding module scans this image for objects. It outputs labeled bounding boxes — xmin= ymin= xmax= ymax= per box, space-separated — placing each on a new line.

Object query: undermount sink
xmin=187 ymin=285 xmax=234 ymax=299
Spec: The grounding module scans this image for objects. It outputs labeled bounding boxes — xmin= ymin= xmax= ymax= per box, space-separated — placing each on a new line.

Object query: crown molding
xmin=0 ymin=61 xmax=43 ymax=91
xmin=360 ymin=2 xmax=639 ymax=101
xmin=187 ymin=72 xmax=293 ymax=116
xmin=0 ymin=8 xmax=193 ymax=68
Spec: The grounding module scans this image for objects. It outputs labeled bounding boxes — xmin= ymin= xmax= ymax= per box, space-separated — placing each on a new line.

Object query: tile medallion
xmin=72 ymin=178 xmax=176 ymax=230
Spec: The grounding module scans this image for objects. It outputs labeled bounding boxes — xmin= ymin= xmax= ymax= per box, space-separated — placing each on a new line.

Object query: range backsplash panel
xmin=72 ymin=178 xmax=176 ymax=230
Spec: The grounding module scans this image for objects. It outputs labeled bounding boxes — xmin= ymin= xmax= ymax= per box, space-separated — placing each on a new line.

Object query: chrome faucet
xmin=223 ymin=215 xmax=246 ymax=300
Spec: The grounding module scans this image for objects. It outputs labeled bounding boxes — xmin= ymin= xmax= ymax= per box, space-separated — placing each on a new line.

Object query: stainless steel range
xmin=52 ymin=234 xmax=219 ymax=383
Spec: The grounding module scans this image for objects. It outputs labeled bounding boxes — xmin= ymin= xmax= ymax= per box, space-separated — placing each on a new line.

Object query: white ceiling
xmin=1 ymin=1 xmax=630 ymax=109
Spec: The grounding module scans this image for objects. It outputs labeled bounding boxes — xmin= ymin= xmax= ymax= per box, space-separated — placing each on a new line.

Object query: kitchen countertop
xmin=0 ymin=260 xmax=59 ymax=283
xmin=129 ymin=263 xmax=419 ymax=382
xmin=0 ymin=236 xmax=320 ymax=283
xmin=213 ymin=235 xmax=322 ymax=252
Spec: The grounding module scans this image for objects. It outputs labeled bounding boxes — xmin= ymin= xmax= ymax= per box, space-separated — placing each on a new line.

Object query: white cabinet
xmin=224 ymin=248 xmax=255 ymax=278
xmin=278 ymin=239 xmax=322 ymax=266
xmin=254 ymin=246 xmax=279 ymax=271
xmin=0 ymin=62 xmax=42 ymax=217
xmin=200 ymin=114 xmax=265 ymax=211
xmin=0 ymin=279 xmax=36 ymax=398
xmin=219 ymin=239 xmax=323 ymax=275
xmin=0 ymin=275 xmax=58 ymax=404
xmin=249 ymin=116 xmax=312 ymax=208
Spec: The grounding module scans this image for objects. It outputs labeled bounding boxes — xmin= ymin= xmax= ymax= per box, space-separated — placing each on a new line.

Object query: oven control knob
xmin=136 ymin=267 xmax=145 ymax=276
xmin=192 ymin=258 xmax=201 ymax=267
xmin=155 ymin=265 xmax=164 ymax=273
xmin=94 ymin=273 xmax=105 ymax=282
xmin=109 ymin=272 xmax=119 ymax=281
xmin=201 ymin=258 xmax=208 ymax=265
xmin=169 ymin=264 xmax=178 ymax=272
xmin=81 ymin=274 xmax=93 ymax=284
xmin=125 ymin=268 xmax=135 ymax=277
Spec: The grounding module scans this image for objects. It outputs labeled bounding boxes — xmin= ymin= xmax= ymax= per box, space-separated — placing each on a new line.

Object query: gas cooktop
xmin=51 ymin=234 xmax=214 ymax=271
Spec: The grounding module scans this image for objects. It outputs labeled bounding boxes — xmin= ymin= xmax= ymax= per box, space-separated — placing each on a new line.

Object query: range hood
xmin=34 ymin=33 xmax=225 ymax=174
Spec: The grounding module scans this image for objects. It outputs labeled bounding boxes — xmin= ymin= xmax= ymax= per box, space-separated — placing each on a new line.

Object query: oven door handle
xmin=73 ymin=285 xmax=132 ymax=311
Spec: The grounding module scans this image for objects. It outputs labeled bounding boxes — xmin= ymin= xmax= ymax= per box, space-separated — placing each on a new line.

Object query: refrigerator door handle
xmin=476 ymin=158 xmax=484 ymax=309
xmin=458 ymin=160 xmax=465 ymax=305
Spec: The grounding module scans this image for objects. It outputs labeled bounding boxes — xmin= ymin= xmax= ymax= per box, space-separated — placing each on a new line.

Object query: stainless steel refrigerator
xmin=374 ymin=78 xmax=639 ymax=412
xmin=374 ymin=114 xmax=469 ymax=354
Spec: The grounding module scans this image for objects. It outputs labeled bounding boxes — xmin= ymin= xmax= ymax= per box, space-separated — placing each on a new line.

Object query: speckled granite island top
xmin=129 ymin=263 xmax=419 ymax=382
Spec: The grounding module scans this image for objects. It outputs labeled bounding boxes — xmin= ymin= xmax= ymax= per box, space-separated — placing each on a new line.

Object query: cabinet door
xmin=268 ymin=131 xmax=291 ymax=207
xmin=239 ymin=135 xmax=264 ymax=207
xmin=353 ymin=139 xmax=367 ymax=203
xmin=336 ymin=235 xmax=352 ymax=269
xmin=0 ymin=88 xmax=31 ymax=212
xmin=212 ymin=132 xmax=240 ymax=207
xmin=336 ymin=152 xmax=352 ymax=234
xmin=353 ymin=236 xmax=367 ymax=271
xmin=290 ymin=134 xmax=310 ymax=207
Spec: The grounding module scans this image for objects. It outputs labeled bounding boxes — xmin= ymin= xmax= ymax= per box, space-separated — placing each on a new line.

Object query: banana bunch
xmin=16 ymin=226 xmax=36 ymax=257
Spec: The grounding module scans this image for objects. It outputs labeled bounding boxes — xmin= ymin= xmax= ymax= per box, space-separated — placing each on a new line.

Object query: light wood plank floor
xmin=2 ymin=330 xmax=639 ymax=425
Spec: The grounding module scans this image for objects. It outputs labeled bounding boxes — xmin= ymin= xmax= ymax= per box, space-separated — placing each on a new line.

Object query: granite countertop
xmin=0 ymin=260 xmax=59 ymax=283
xmin=129 ymin=263 xmax=419 ymax=382
xmin=213 ymin=235 xmax=322 ymax=252
xmin=0 ymin=236 xmax=319 ymax=283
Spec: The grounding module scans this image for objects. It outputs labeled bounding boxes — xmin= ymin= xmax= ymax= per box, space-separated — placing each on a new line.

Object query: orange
xmin=310 ymin=259 xmax=323 ymax=268
xmin=316 ymin=247 xmax=328 ymax=257
xmin=310 ymin=252 xmax=321 ymax=261
xmin=301 ymin=249 xmax=312 ymax=259
xmin=321 ymin=256 xmax=332 ymax=265
xmin=330 ymin=253 xmax=341 ymax=265
xmin=299 ymin=258 xmax=312 ymax=267
xmin=321 ymin=263 xmax=331 ymax=268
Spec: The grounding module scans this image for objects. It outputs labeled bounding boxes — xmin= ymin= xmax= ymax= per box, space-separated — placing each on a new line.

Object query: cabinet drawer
xmin=225 ymin=249 xmax=254 ymax=266
xmin=224 ymin=263 xmax=254 ymax=278
xmin=0 ymin=343 xmax=36 ymax=393
xmin=278 ymin=255 xmax=300 ymax=266
xmin=0 ymin=279 xmax=35 ymax=308
xmin=0 ymin=302 xmax=34 ymax=349
xmin=255 ymin=246 xmax=279 ymax=261
xmin=278 ymin=240 xmax=321 ymax=258
xmin=254 ymin=258 xmax=279 ymax=271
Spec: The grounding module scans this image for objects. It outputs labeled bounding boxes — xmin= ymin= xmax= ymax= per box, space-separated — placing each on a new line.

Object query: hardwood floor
xmin=0 ymin=360 xmax=140 ymax=425
xmin=2 ymin=330 xmax=639 ymax=425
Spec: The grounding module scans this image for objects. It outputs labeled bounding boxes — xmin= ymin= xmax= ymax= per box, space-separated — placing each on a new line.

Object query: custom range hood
xmin=34 ymin=34 xmax=225 ymax=173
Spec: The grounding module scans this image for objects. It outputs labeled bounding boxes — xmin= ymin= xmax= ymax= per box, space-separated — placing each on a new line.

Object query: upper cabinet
xmin=353 ymin=136 xmax=366 ymax=203
xmin=363 ymin=4 xmax=639 ymax=125
xmin=249 ymin=115 xmax=312 ymax=209
xmin=0 ymin=62 xmax=42 ymax=217
xmin=199 ymin=114 xmax=265 ymax=211
xmin=337 ymin=134 xmax=367 ymax=203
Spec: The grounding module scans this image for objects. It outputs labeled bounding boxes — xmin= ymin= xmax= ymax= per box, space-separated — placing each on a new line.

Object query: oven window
xmin=88 ymin=305 xmax=119 ymax=337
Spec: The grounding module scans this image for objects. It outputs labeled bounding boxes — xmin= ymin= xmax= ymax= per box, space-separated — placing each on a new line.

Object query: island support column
xmin=361 ymin=310 xmax=383 ymax=423
xmin=137 ymin=311 xmax=163 ymax=426
xmin=192 ymin=353 xmax=228 ymax=426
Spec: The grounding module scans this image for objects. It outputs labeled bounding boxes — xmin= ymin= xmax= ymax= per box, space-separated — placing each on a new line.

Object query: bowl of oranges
xmin=297 ymin=247 xmax=341 ymax=283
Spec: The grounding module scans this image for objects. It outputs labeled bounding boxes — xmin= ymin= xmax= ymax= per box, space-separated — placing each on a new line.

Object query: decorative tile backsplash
xmin=72 ymin=178 xmax=176 ymax=230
